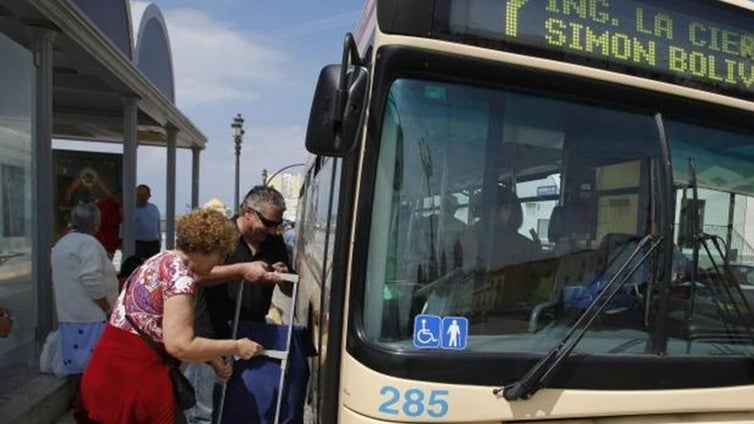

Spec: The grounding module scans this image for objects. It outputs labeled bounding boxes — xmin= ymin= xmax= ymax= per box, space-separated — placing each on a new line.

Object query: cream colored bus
xmin=295 ymin=0 xmax=754 ymax=422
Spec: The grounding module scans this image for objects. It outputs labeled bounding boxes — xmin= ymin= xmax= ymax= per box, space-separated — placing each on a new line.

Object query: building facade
xmin=268 ymin=172 xmax=304 ymax=221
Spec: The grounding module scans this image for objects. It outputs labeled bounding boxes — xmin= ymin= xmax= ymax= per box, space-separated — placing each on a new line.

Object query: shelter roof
xmin=0 ymin=0 xmax=205 ymax=149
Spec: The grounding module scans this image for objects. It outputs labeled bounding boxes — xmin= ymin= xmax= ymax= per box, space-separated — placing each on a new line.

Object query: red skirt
xmin=75 ymin=324 xmax=177 ymax=424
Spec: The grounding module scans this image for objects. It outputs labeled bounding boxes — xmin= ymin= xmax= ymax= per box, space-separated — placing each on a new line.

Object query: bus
xmin=294 ymin=0 xmax=754 ymax=422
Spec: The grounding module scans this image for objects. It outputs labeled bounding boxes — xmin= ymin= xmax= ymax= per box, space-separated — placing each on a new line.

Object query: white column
xmin=165 ymin=127 xmax=177 ymax=249
xmin=121 ymin=95 xmax=138 ymax=257
xmin=28 ymin=25 xmax=57 ymax=343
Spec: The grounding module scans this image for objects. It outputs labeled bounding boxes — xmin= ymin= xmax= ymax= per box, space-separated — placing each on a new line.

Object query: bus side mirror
xmin=305 ymin=64 xmax=367 ymax=157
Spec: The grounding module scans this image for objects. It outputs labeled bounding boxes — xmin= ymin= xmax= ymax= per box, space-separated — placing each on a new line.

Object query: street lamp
xmin=231 ymin=113 xmax=245 ymax=210
xmin=264 ymin=163 xmax=305 ymax=186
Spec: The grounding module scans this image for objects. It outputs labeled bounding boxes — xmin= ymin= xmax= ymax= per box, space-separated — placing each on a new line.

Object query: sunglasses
xmin=251 ymin=208 xmax=283 ymax=229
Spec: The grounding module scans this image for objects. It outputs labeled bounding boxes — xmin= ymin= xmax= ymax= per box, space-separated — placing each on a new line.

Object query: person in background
xmin=95 ymin=188 xmax=122 ymax=260
xmin=283 ymin=219 xmax=296 ymax=260
xmin=489 ymin=185 xmax=540 ymax=269
xmin=51 ymin=202 xmax=119 ymax=374
xmin=76 ymin=208 xmax=281 ymax=424
xmin=0 ymin=307 xmax=13 ymax=338
xmin=117 ymin=255 xmax=145 ymax=291
xmin=135 ymin=184 xmax=162 ymax=260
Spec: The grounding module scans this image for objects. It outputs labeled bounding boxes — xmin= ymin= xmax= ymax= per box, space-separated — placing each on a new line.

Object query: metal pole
xmin=28 ymin=25 xmax=57 ymax=346
xmin=274 ymin=279 xmax=299 ymax=424
xmin=165 ymin=127 xmax=177 ymax=249
xmin=121 ymin=96 xmax=138 ymax=257
xmin=726 ymin=192 xmax=736 ymax=262
xmin=231 ymin=114 xmax=244 ymax=211
xmin=216 ymin=280 xmax=246 ymax=424
xmin=191 ymin=147 xmax=200 ymax=209
xmin=234 ymin=137 xmax=241 ymax=211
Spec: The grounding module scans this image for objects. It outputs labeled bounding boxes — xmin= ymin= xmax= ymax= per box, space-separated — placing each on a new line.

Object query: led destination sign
xmin=436 ymin=0 xmax=754 ymax=99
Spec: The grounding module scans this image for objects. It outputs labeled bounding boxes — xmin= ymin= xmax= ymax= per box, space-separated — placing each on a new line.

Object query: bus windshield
xmin=363 ymin=78 xmax=754 ymax=357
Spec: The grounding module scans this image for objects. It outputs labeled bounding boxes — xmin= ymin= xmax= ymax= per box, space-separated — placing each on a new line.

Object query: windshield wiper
xmin=494 ymin=234 xmax=661 ymax=401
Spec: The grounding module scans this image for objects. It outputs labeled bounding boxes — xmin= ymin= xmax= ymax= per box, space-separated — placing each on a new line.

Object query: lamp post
xmin=231 ymin=113 xmax=245 ymax=210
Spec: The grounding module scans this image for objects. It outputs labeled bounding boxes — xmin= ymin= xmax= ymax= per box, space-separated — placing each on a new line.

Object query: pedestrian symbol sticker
xmin=413 ymin=314 xmax=441 ymax=349
xmin=441 ymin=316 xmax=468 ymax=350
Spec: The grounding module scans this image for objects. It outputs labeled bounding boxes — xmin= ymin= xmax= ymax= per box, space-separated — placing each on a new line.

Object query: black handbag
xmin=125 ymin=314 xmax=197 ymax=410
xmin=168 ymin=366 xmax=198 ymax=410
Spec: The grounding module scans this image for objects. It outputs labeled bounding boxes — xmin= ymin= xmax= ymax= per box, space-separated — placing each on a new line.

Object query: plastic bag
xmin=39 ymin=329 xmax=67 ymax=377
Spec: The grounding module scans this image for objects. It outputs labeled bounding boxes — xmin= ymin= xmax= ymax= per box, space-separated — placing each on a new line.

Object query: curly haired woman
xmin=76 ymin=208 xmax=281 ymax=424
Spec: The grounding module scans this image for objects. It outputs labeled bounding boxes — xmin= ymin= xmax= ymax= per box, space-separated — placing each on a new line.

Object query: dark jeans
xmin=135 ymin=240 xmax=161 ymax=260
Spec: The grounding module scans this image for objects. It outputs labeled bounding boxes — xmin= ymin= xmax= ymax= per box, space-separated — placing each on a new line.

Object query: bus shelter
xmin=0 ymin=0 xmax=205 ymax=369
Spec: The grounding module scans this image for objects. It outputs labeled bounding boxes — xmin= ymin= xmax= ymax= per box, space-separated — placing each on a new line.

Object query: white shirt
xmin=51 ymin=231 xmax=119 ymax=323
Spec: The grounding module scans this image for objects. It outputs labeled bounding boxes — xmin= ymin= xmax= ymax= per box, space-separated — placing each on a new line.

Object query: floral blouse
xmin=111 ymin=251 xmax=195 ymax=342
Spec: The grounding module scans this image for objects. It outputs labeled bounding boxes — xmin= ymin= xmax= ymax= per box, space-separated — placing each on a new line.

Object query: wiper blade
xmin=494 ymin=234 xmax=661 ymax=401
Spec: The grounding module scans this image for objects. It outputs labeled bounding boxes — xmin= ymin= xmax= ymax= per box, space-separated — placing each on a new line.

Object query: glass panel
xmin=365 ymin=79 xmax=664 ymax=355
xmin=667 ymin=120 xmax=754 ymax=356
xmin=0 ymin=33 xmax=35 ymax=368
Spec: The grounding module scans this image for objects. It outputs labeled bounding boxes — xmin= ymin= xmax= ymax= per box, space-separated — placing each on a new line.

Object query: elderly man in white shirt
xmin=51 ymin=202 xmax=119 ymax=374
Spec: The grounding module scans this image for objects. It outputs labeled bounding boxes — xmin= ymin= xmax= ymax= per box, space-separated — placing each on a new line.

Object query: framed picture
xmin=52 ymin=149 xmax=122 ymax=238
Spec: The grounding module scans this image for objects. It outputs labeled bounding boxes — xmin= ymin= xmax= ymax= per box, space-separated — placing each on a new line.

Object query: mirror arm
xmin=335 ymin=33 xmax=362 ymax=125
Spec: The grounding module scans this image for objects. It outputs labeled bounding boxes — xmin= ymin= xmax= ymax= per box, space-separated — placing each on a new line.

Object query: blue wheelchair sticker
xmin=441 ymin=316 xmax=468 ymax=350
xmin=413 ymin=315 xmax=441 ymax=349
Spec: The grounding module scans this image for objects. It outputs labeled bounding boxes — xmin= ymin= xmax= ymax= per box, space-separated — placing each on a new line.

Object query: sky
xmin=59 ymin=0 xmax=363 ymax=214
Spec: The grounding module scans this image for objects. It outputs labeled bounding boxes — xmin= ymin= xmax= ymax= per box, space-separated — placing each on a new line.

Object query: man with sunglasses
xmin=190 ymin=185 xmax=310 ymax=424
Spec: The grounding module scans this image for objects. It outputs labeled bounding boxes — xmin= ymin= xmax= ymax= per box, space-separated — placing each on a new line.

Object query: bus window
xmin=364 ymin=78 xmax=664 ymax=354
xmin=295 ymin=156 xmax=341 ymax=415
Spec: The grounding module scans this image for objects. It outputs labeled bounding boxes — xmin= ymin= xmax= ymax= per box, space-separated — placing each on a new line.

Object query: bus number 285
xmin=378 ymin=386 xmax=449 ymax=418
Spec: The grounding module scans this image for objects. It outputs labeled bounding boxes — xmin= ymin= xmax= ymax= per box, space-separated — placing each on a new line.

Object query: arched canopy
xmin=131 ymin=3 xmax=175 ymax=102
xmin=71 ymin=0 xmax=133 ymax=59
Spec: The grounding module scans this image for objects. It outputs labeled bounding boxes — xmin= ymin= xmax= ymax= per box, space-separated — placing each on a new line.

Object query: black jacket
xmin=194 ymin=231 xmax=291 ymax=339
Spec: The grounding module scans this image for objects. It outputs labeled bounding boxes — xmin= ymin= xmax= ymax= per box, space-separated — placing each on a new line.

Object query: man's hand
xmin=197 ymin=261 xmax=283 ymax=286
xmin=270 ymin=261 xmax=289 ymax=273
xmin=270 ymin=262 xmax=295 ymax=295
xmin=241 ymin=261 xmax=283 ymax=284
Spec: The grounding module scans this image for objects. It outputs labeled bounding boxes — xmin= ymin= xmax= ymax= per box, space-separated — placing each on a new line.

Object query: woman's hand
xmin=234 ymin=338 xmax=263 ymax=360
xmin=208 ymin=358 xmax=233 ymax=382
